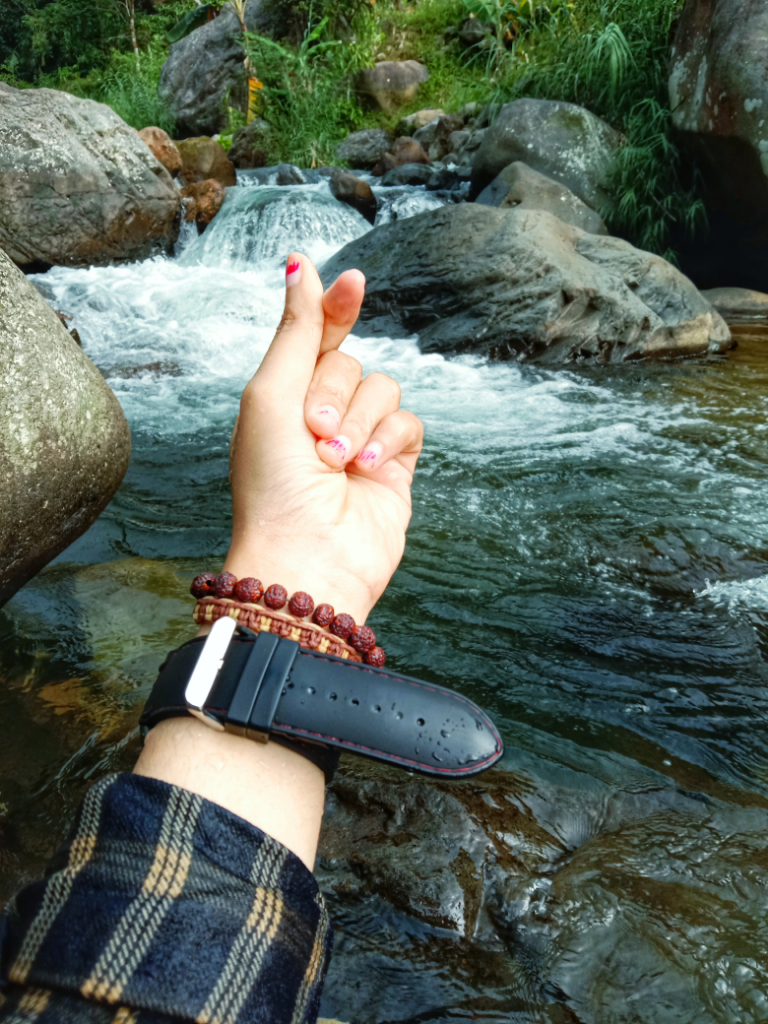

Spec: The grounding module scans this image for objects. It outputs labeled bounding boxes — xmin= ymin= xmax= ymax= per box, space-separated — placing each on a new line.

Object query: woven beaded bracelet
xmin=191 ymin=573 xmax=386 ymax=667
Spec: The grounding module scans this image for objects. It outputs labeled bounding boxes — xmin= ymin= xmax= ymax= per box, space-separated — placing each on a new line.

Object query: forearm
xmin=133 ymin=716 xmax=325 ymax=870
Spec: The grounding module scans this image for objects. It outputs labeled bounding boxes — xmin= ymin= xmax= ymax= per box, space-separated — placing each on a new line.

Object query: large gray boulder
xmin=471 ymin=98 xmax=621 ymax=210
xmin=476 ymin=161 xmax=608 ymax=234
xmin=321 ymin=204 xmax=731 ymax=363
xmin=0 ymin=249 xmax=131 ymax=605
xmin=0 ymin=85 xmax=180 ymax=269
xmin=669 ymin=0 xmax=768 ymax=242
xmin=336 ymin=129 xmax=395 ymax=169
xmin=158 ymin=0 xmax=276 ymax=137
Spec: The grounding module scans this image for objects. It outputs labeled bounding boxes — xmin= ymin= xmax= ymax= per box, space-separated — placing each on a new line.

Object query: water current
xmin=2 ymin=179 xmax=768 ymax=1022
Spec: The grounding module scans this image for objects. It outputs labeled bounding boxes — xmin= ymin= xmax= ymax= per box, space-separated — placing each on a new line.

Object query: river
xmin=2 ymin=179 xmax=768 ymax=1023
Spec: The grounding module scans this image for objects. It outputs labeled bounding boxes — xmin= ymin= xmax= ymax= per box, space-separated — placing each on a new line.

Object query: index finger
xmin=254 ymin=253 xmax=325 ymax=400
xmin=254 ymin=256 xmax=365 ymax=405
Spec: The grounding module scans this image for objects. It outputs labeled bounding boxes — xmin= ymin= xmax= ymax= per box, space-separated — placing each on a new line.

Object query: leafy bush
xmin=246 ymin=17 xmax=370 ymax=166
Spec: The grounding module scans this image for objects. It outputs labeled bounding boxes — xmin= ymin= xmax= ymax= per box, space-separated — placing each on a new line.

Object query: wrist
xmin=223 ymin=540 xmax=375 ymax=624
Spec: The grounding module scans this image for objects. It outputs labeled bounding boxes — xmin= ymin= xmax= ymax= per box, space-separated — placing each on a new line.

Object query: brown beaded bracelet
xmin=190 ymin=573 xmax=386 ymax=667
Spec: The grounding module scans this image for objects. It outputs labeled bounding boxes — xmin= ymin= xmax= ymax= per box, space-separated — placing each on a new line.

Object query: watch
xmin=140 ymin=616 xmax=504 ymax=780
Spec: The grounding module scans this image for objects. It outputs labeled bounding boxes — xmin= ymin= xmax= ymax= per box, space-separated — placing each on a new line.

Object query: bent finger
xmin=317 ymin=371 xmax=401 ymax=469
xmin=351 ymin=410 xmax=424 ymax=478
xmin=304 ymin=350 xmax=363 ymax=439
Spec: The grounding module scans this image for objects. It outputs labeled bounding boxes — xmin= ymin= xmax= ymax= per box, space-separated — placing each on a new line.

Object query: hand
xmin=224 ymin=253 xmax=424 ymax=624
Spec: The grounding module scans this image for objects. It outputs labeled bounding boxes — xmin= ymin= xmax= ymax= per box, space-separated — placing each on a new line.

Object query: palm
xmin=225 ymin=253 xmax=422 ymax=623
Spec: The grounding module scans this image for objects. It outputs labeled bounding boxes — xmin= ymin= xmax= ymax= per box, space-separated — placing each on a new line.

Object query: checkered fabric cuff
xmin=0 ymin=774 xmax=332 ymax=1024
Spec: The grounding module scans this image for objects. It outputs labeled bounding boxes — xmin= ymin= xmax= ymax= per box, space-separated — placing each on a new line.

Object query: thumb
xmin=255 ymin=253 xmax=325 ymax=402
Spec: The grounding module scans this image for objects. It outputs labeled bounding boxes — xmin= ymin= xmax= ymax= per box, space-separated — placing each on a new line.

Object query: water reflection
xmin=3 ymin=178 xmax=768 ymax=1021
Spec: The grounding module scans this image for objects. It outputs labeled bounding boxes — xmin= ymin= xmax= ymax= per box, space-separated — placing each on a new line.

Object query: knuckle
xmin=274 ymin=309 xmax=298 ymax=334
xmin=369 ymin=372 xmax=401 ymax=403
xmin=317 ymin=378 xmax=352 ymax=403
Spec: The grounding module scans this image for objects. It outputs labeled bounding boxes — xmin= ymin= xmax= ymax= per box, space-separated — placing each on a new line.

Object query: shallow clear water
xmin=3 ymin=184 xmax=768 ymax=1022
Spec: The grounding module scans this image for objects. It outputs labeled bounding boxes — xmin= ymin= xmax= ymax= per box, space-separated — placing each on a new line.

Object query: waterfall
xmin=180 ymin=184 xmax=371 ymax=270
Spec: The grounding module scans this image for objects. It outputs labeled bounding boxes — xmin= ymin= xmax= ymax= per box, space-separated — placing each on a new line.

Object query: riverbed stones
xmin=177 ymin=136 xmax=236 ymax=187
xmin=669 ymin=0 xmax=768 ymax=242
xmin=158 ymin=0 xmax=277 ymax=137
xmin=0 ymin=85 xmax=180 ymax=268
xmin=373 ymin=136 xmax=431 ymax=176
xmin=227 ymin=118 xmax=270 ymax=169
xmin=471 ymin=98 xmax=621 ymax=210
xmin=477 ymin=161 xmax=608 ymax=234
xmin=397 ymin=108 xmax=445 ymax=134
xmin=0 ymin=248 xmax=131 ymax=605
xmin=701 ymin=287 xmax=768 ymax=319
xmin=138 ymin=126 xmax=182 ymax=177
xmin=336 ymin=129 xmax=395 ymax=169
xmin=321 ymin=203 xmax=731 ymax=363
xmin=237 ymin=163 xmax=306 ymax=186
xmin=329 ymin=172 xmax=377 ymax=225
xmin=356 ymin=60 xmax=430 ymax=113
xmin=180 ymin=179 xmax=226 ymax=229
xmin=380 ymin=163 xmax=434 ymax=187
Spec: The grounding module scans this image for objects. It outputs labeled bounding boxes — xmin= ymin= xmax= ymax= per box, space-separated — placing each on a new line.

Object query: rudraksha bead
xmin=364 ymin=647 xmax=386 ymax=668
xmin=289 ymin=591 xmax=314 ymax=618
xmin=348 ymin=625 xmax=376 ymax=653
xmin=329 ymin=612 xmax=355 ymax=639
xmin=233 ymin=577 xmax=263 ymax=603
xmin=213 ymin=572 xmax=237 ymax=598
xmin=190 ymin=572 xmax=217 ymax=598
xmin=264 ymin=584 xmax=288 ymax=609
xmin=313 ymin=603 xmax=334 ymax=627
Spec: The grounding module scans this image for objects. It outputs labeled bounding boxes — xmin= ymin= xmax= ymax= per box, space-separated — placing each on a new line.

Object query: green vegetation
xmin=1 ymin=0 xmax=701 ymax=258
xmin=245 ymin=17 xmax=370 ymax=166
xmin=0 ymin=0 xmax=196 ymax=132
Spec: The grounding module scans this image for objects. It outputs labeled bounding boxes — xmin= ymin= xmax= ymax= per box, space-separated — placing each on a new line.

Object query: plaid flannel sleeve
xmin=0 ymin=773 xmax=333 ymax=1024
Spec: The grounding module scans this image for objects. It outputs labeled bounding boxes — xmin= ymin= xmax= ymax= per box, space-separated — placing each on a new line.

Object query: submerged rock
xmin=321 ymin=203 xmax=731 ymax=364
xmin=356 ymin=60 xmax=430 ymax=113
xmin=477 ymin=161 xmax=608 ymax=235
xmin=0 ymin=248 xmax=131 ymax=605
xmin=471 ymin=98 xmax=621 ymax=210
xmin=0 ymin=85 xmax=180 ymax=268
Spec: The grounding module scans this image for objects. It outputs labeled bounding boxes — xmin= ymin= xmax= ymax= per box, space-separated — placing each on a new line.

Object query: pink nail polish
xmin=316 ymin=405 xmax=340 ymax=430
xmin=324 ymin=435 xmax=350 ymax=458
xmin=356 ymin=441 xmax=383 ymax=467
xmin=286 ymin=259 xmax=301 ymax=287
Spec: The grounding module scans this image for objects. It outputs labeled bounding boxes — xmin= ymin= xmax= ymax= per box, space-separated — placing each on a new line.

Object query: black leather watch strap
xmin=140 ymin=630 xmax=504 ymax=778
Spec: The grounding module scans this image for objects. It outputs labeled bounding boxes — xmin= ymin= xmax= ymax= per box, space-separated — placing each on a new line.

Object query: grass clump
xmin=46 ymin=42 xmax=176 ymax=134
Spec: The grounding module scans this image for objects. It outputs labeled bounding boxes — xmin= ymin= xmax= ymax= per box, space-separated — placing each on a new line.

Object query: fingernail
xmin=286 ymin=259 xmax=301 ymax=286
xmin=324 ymin=435 xmax=350 ymax=460
xmin=355 ymin=441 xmax=383 ymax=467
xmin=316 ymin=405 xmax=340 ymax=432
